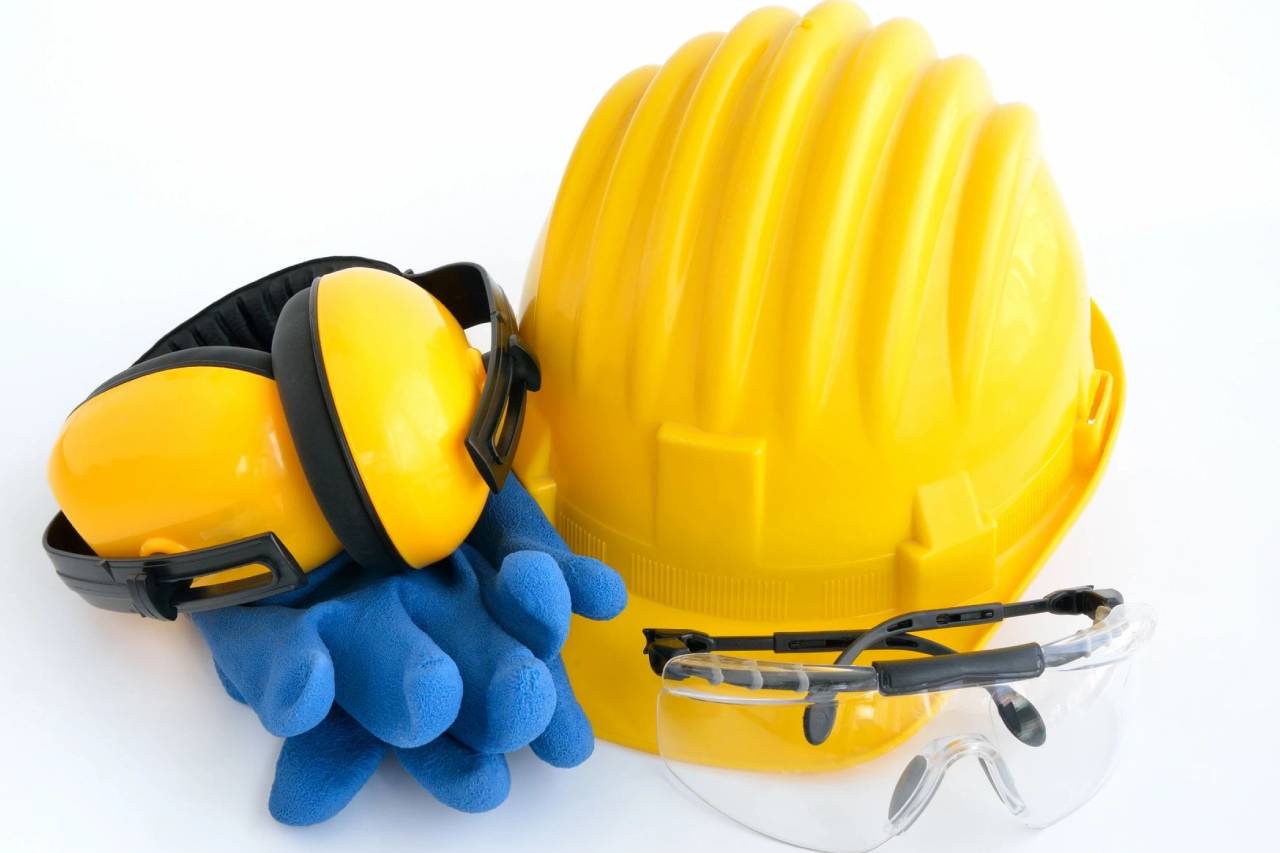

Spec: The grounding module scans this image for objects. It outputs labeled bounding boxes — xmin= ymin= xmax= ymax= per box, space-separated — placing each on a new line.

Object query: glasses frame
xmin=644 ymin=586 xmax=1124 ymax=746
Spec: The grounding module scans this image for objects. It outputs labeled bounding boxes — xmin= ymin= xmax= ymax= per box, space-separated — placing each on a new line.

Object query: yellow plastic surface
xmin=516 ymin=0 xmax=1124 ymax=757
xmin=315 ymin=268 xmax=489 ymax=569
xmin=48 ymin=366 xmax=342 ymax=582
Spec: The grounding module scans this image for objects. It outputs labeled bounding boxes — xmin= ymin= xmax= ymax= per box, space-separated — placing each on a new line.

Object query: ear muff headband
xmin=407 ymin=263 xmax=541 ymax=491
xmin=139 ymin=256 xmax=400 ymax=359
xmin=272 ymin=284 xmax=410 ymax=573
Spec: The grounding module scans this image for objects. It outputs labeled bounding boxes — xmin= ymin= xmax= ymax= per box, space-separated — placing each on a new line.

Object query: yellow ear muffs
xmin=272 ymin=267 xmax=490 ymax=572
xmin=46 ymin=256 xmax=532 ymax=618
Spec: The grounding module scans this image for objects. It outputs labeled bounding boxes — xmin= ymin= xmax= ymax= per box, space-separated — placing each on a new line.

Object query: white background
xmin=1 ymin=1 xmax=1276 ymax=850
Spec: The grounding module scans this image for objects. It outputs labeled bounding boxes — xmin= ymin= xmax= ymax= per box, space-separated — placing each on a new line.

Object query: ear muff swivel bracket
xmin=404 ymin=263 xmax=541 ymax=492
xmin=43 ymin=511 xmax=306 ymax=620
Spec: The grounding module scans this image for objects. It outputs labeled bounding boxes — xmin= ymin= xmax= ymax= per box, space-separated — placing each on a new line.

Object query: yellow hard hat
xmin=515 ymin=1 xmax=1124 ymax=753
xmin=46 ymin=257 xmax=541 ymax=619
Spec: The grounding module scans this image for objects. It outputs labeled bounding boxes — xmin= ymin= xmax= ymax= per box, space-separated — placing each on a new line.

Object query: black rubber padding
xmin=874 ymin=643 xmax=1046 ymax=696
xmin=803 ymin=700 xmax=838 ymax=746
xmin=992 ymin=685 xmax=1047 ymax=747
xmin=85 ymin=346 xmax=273 ymax=404
xmin=137 ymin=256 xmax=400 ymax=360
xmin=271 ymin=283 xmax=411 ymax=574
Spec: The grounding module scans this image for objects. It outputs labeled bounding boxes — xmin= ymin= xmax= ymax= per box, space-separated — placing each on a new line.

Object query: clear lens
xmin=997 ymin=603 xmax=1156 ymax=827
xmin=656 ymin=605 xmax=1154 ymax=852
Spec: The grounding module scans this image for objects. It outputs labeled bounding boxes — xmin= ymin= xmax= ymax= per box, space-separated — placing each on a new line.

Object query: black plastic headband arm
xmin=44 ymin=512 xmax=306 ymax=620
xmin=406 ymin=263 xmax=541 ymax=492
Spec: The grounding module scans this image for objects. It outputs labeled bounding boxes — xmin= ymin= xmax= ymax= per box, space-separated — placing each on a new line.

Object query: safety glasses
xmin=643 ymin=587 xmax=1155 ymax=852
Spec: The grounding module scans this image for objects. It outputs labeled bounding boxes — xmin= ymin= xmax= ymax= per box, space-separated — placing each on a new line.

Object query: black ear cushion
xmin=85 ymin=346 xmax=273 ymax=403
xmin=137 ymin=257 xmax=400 ymax=362
xmin=271 ymin=284 xmax=411 ymax=573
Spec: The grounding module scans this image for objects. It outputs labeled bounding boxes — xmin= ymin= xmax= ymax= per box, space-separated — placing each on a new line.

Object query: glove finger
xmin=193 ymin=606 xmax=335 ymax=738
xmin=530 ymin=656 xmax=596 ymax=768
xmin=268 ymin=707 xmax=386 ymax=826
xmin=319 ymin=584 xmax=463 ymax=749
xmin=557 ymin=552 xmax=626 ymax=621
xmin=451 ymin=648 xmax=556 ymax=754
xmin=428 ymin=549 xmax=558 ymax=754
xmin=467 ymin=478 xmax=627 ymax=620
xmin=396 ymin=734 xmax=511 ymax=813
xmin=476 ymin=548 xmax=571 ymax=659
xmin=481 ymin=536 xmax=625 ymax=622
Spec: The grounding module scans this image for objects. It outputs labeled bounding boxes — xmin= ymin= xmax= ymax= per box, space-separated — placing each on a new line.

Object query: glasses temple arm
xmin=801 ymin=631 xmax=1047 ymax=748
xmin=830 ymin=586 xmax=1121 ymax=666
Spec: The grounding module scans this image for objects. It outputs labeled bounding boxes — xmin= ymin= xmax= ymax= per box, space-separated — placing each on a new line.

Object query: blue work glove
xmin=196 ymin=478 xmax=626 ymax=824
xmin=266 ymin=544 xmax=607 ymax=823
xmin=194 ymin=548 xmax=556 ymax=755
xmin=464 ymin=477 xmax=628 ymax=762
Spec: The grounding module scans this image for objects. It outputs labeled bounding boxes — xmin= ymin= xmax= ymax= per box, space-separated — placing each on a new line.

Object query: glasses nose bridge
xmin=887 ymin=735 xmax=1026 ymax=837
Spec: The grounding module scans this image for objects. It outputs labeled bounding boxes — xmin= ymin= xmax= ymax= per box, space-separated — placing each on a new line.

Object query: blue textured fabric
xmin=468 ymin=479 xmax=627 ymax=621
xmin=195 ymin=547 xmax=557 ymax=753
xmin=268 ymin=707 xmax=384 ymax=826
xmin=194 ymin=478 xmax=626 ymax=825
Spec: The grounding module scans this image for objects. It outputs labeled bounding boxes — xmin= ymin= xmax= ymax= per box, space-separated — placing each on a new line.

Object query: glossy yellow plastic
xmin=47 ymin=366 xmax=342 ymax=583
xmin=516 ymin=1 xmax=1124 ymax=757
xmin=315 ymin=268 xmax=490 ymax=569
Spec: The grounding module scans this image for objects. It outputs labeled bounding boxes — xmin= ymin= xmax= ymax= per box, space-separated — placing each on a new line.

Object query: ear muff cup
xmin=272 ymin=284 xmax=410 ymax=573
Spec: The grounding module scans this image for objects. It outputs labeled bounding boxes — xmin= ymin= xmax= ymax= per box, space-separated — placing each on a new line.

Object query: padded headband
xmin=137 ymin=256 xmax=401 ymax=361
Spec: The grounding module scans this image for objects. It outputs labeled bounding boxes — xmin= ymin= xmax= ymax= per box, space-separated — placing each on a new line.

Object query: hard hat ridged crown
xmin=517 ymin=1 xmax=1123 ymax=751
